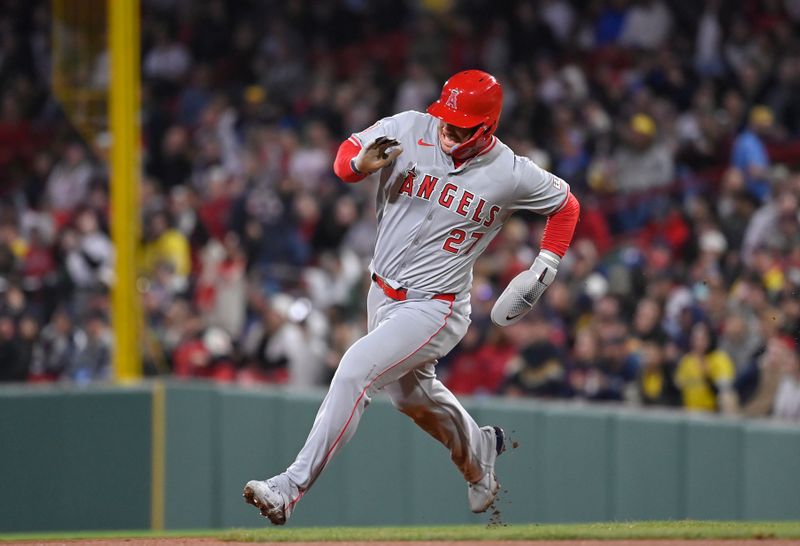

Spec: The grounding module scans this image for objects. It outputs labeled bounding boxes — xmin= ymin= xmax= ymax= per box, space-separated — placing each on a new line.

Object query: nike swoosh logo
xmin=417 ymin=138 xmax=434 ymax=147
xmin=506 ymin=311 xmax=525 ymax=321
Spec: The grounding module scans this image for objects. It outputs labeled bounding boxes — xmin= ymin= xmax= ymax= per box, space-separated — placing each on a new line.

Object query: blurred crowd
xmin=1 ymin=0 xmax=799 ymax=420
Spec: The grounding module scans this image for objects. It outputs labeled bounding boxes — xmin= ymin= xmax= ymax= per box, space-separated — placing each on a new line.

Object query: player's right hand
xmin=490 ymin=250 xmax=560 ymax=327
xmin=353 ymin=136 xmax=403 ymax=175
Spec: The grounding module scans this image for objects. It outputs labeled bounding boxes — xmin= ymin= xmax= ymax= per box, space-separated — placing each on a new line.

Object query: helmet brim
xmin=427 ymin=101 xmax=485 ymax=129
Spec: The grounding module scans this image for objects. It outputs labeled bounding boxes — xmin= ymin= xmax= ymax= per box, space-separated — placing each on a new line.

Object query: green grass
xmin=2 ymin=521 xmax=800 ymax=542
xmin=221 ymin=521 xmax=800 ymax=542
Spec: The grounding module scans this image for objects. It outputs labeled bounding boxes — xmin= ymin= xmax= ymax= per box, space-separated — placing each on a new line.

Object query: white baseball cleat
xmin=243 ymin=476 xmax=297 ymax=525
xmin=467 ymin=426 xmax=506 ymax=513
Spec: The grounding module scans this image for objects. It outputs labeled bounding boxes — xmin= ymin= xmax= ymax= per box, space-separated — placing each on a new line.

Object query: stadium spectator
xmin=65 ymin=310 xmax=112 ymax=384
xmin=500 ymin=314 xmax=566 ymax=398
xmin=143 ymin=25 xmax=192 ymax=85
xmin=0 ymin=314 xmax=26 ymax=382
xmin=141 ymin=210 xmax=191 ymax=290
xmin=732 ymin=107 xmax=774 ymax=201
xmin=674 ymin=322 xmax=738 ymax=414
xmin=608 ymin=114 xmax=675 ymax=230
xmin=45 ymin=142 xmax=92 ymax=221
xmin=633 ymin=339 xmax=680 ymax=407
xmin=742 ymin=335 xmax=798 ymax=419
xmin=445 ymin=327 xmax=516 ymax=396
xmin=0 ymin=0 xmax=799 ymax=423
xmin=773 ymin=343 xmax=800 ymax=420
xmin=29 ymin=308 xmax=79 ymax=381
xmin=619 ymin=0 xmax=672 ymax=50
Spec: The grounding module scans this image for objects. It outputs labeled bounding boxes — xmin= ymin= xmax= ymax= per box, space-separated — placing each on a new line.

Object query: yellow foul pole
xmin=109 ymin=0 xmax=142 ymax=381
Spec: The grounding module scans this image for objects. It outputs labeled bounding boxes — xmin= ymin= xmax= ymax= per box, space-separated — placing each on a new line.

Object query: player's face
xmin=438 ymin=121 xmax=477 ymax=154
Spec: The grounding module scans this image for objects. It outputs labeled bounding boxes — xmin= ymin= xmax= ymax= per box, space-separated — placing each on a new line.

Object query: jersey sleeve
xmin=350 ymin=113 xmax=404 ymax=148
xmin=511 ymin=155 xmax=570 ymax=216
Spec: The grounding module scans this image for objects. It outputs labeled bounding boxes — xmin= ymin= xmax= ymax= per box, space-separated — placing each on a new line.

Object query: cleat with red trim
xmin=243 ymin=476 xmax=299 ymax=525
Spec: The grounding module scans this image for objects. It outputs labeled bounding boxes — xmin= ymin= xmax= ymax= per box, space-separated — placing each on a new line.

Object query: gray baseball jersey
xmin=265 ymin=110 xmax=569 ymax=519
xmin=351 ymin=110 xmax=569 ymax=294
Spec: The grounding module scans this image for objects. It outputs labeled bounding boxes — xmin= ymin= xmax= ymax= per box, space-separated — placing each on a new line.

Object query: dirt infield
xmin=7 ymin=538 xmax=797 ymax=546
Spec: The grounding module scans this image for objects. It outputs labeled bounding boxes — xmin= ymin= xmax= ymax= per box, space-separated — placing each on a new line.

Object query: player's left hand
xmin=490 ymin=250 xmax=560 ymax=326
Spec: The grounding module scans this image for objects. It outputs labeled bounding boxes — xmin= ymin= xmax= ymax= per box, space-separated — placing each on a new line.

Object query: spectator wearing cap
xmin=732 ymin=106 xmax=773 ymax=201
xmin=607 ymin=113 xmax=675 ymax=231
xmin=614 ymin=114 xmax=675 ymax=193
xmin=675 ymin=321 xmax=738 ymax=413
xmin=499 ymin=315 xmax=566 ymax=398
xmin=4 ymin=0 xmax=800 ymax=425
xmin=593 ymin=322 xmax=640 ymax=402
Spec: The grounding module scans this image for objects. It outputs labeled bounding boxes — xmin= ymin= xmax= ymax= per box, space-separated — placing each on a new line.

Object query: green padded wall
xmin=3 ymin=382 xmax=800 ymax=533
xmin=164 ymin=383 xmax=218 ymax=528
xmin=276 ymin=390 xmax=351 ymax=527
xmin=216 ymin=387 xmax=285 ymax=527
xmin=742 ymin=422 xmax=800 ymax=519
xmin=341 ymin=399 xmax=414 ymax=525
xmin=612 ymin=412 xmax=685 ymax=520
xmin=685 ymin=418 xmax=742 ymax=519
xmin=539 ymin=406 xmax=614 ymax=522
xmin=471 ymin=398 xmax=548 ymax=524
xmin=0 ymin=386 xmax=151 ymax=532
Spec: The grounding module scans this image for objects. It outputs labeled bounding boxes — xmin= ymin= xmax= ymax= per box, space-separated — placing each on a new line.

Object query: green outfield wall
xmin=0 ymin=381 xmax=798 ymax=532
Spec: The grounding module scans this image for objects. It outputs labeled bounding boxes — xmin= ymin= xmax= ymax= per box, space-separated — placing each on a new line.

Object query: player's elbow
xmin=556 ymin=192 xmax=580 ymax=220
xmin=540 ymin=192 xmax=580 ymax=258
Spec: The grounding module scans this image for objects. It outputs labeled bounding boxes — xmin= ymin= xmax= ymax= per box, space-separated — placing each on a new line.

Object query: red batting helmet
xmin=427 ymin=70 xmax=503 ymax=160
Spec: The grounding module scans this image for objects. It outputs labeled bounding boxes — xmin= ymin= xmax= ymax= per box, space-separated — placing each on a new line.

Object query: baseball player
xmin=244 ymin=70 xmax=580 ymax=524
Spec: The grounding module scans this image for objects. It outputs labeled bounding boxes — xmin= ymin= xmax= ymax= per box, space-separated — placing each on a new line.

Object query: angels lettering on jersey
xmin=395 ymin=166 xmax=500 ymax=229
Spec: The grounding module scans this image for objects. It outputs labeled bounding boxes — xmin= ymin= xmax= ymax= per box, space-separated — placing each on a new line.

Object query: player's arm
xmin=333 ymin=136 xmax=403 ymax=183
xmin=491 ymin=159 xmax=580 ymax=327
xmin=333 ymin=114 xmax=411 ymax=183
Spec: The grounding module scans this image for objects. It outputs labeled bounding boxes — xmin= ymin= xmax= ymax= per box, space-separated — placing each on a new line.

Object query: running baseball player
xmin=244 ymin=70 xmax=580 ymax=524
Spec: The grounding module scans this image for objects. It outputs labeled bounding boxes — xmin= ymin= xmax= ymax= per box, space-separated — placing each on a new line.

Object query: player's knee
xmin=331 ymin=360 xmax=368 ymax=392
xmin=394 ymin=402 xmax=430 ymax=423
xmin=388 ymin=386 xmax=425 ymax=412
xmin=388 ymin=395 xmax=410 ymax=412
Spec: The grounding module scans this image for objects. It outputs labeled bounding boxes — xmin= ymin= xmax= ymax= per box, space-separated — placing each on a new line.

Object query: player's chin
xmin=439 ymin=135 xmax=460 ymax=154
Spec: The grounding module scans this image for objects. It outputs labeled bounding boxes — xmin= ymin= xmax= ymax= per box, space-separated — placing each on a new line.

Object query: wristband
xmin=350 ymin=158 xmax=364 ymax=176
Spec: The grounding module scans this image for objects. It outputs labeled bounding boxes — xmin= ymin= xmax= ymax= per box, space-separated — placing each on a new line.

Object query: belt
xmin=372 ymin=273 xmax=456 ymax=303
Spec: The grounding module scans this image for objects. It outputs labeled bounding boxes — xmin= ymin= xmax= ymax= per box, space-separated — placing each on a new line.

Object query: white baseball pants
xmin=283 ymin=281 xmax=496 ymax=501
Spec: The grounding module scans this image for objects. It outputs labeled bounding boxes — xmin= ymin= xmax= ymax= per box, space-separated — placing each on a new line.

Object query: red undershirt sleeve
xmin=333 ymin=137 xmax=367 ymax=183
xmin=541 ymin=192 xmax=580 ymax=257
